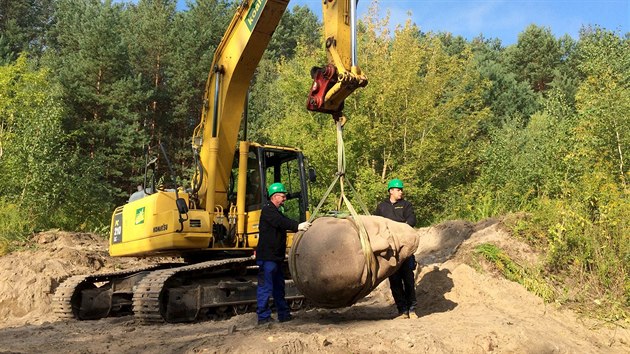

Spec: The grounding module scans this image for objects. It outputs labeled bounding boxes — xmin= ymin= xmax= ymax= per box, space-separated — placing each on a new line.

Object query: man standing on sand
xmin=374 ymin=178 xmax=418 ymax=319
xmin=256 ymin=182 xmax=311 ymax=325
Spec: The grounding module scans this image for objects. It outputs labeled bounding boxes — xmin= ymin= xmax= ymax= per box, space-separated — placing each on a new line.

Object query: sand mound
xmin=0 ymin=231 xmax=155 ymax=327
xmin=0 ymin=220 xmax=628 ymax=353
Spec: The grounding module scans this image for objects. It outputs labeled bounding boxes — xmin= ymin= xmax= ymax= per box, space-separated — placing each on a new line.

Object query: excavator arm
xmin=307 ymin=0 xmax=368 ymax=118
xmin=190 ymin=0 xmax=288 ymax=212
xmin=191 ymin=0 xmax=367 ymax=213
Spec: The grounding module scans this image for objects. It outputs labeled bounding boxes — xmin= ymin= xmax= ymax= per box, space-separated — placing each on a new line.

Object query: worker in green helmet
xmin=256 ymin=182 xmax=311 ymax=326
xmin=374 ymin=178 xmax=418 ymax=320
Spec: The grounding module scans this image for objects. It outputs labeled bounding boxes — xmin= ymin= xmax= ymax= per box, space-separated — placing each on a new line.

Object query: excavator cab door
xmin=234 ymin=145 xmax=310 ymax=222
xmin=260 ymin=147 xmax=309 ymax=223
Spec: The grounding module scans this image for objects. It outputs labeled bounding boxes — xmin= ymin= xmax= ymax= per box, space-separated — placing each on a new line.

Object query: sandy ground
xmin=0 ymin=221 xmax=628 ymax=353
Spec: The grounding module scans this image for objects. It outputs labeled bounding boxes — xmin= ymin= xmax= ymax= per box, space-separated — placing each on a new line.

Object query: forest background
xmin=0 ymin=0 xmax=628 ymax=322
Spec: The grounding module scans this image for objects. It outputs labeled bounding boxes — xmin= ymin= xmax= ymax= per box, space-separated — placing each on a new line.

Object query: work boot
xmin=394 ymin=312 xmax=409 ymax=320
xmin=257 ymin=317 xmax=275 ymax=326
xmin=408 ymin=311 xmax=419 ymax=319
xmin=279 ymin=314 xmax=293 ymax=323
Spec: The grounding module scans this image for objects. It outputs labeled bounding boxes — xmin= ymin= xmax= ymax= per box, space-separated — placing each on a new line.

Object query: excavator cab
xmin=229 ymin=142 xmax=311 ymax=249
xmin=259 ymin=146 xmax=309 ymax=222
xmin=231 ymin=146 xmax=309 ymax=217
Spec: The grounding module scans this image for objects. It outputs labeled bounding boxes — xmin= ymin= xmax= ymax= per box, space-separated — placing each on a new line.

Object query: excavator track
xmin=53 ymin=274 xmax=90 ymax=319
xmin=53 ymin=264 xmax=172 ymax=320
xmin=133 ymin=257 xmax=254 ymax=324
xmin=54 ymin=256 xmax=304 ymax=324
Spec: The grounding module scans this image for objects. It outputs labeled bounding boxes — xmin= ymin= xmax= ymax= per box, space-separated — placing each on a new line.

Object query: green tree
xmin=45 ymin=0 xmax=147 ymax=206
xmin=124 ymin=0 xmax=177 ymax=140
xmin=547 ymin=34 xmax=580 ymax=110
xmin=266 ymin=5 xmax=320 ymax=60
xmin=505 ymin=24 xmax=563 ymax=92
xmin=471 ymin=36 xmax=539 ymax=129
xmin=0 ymin=0 xmax=55 ymax=62
xmin=572 ymin=27 xmax=629 ymax=188
xmin=0 ymin=55 xmax=108 ymax=240
xmin=122 ymin=0 xmax=179 ymax=183
xmin=437 ymin=32 xmax=468 ymax=57
xmin=0 ymin=35 xmax=12 ymax=64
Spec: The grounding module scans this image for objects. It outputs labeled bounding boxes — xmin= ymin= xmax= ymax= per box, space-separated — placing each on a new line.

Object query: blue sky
xmin=286 ymin=0 xmax=629 ymax=45
xmin=174 ymin=0 xmax=629 ymax=45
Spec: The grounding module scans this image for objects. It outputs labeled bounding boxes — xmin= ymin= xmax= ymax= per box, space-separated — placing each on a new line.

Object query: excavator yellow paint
xmin=109 ymin=191 xmax=211 ymax=256
xmin=194 ymin=0 xmax=289 ymax=212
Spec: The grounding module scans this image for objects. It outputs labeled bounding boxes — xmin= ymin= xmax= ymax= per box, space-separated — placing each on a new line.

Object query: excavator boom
xmin=193 ymin=0 xmax=289 ymax=211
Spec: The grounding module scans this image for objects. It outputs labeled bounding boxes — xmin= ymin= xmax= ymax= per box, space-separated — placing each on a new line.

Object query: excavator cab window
xmin=261 ymin=147 xmax=309 ymax=222
xmin=227 ymin=147 xmax=308 ymax=219
xmin=227 ymin=150 xmax=262 ymax=211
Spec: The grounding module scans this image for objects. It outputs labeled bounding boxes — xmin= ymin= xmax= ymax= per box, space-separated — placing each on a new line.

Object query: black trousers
xmin=389 ymin=256 xmax=417 ymax=314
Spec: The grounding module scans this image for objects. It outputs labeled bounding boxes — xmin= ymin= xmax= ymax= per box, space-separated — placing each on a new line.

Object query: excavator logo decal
xmin=245 ymin=0 xmax=266 ymax=32
xmin=153 ymin=224 xmax=168 ymax=233
xmin=135 ymin=207 xmax=145 ymax=225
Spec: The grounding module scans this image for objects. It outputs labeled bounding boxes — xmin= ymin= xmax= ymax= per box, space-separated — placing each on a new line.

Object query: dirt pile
xmin=0 ymin=231 xmax=156 ymax=328
xmin=0 ymin=220 xmax=628 ymax=353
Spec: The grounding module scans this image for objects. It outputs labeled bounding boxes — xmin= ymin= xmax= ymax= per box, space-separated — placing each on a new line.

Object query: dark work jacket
xmin=374 ymin=198 xmax=417 ymax=227
xmin=256 ymin=201 xmax=300 ymax=261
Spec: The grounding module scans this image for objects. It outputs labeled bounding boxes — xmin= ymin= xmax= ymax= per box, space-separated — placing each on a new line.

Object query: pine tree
xmin=123 ymin=0 xmax=178 ymax=181
xmin=266 ymin=5 xmax=320 ymax=60
xmin=45 ymin=0 xmax=147 ymax=205
xmin=471 ymin=36 xmax=539 ymax=129
xmin=505 ymin=24 xmax=563 ymax=92
xmin=164 ymin=0 xmax=233 ymax=183
xmin=0 ymin=0 xmax=55 ymax=61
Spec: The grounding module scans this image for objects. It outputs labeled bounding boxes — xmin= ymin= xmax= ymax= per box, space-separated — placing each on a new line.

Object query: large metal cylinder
xmin=289 ymin=216 xmax=419 ymax=308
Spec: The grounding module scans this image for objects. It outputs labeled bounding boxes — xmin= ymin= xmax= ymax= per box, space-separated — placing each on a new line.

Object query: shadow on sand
xmin=416 ymin=266 xmax=457 ymax=317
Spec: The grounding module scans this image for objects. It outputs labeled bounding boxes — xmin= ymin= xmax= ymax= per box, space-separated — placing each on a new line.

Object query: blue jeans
xmin=256 ymin=260 xmax=290 ymax=321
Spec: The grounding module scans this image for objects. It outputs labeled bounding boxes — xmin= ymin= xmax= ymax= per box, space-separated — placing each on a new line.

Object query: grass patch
xmin=0 ymin=199 xmax=35 ymax=256
xmin=474 ymin=243 xmax=555 ymax=302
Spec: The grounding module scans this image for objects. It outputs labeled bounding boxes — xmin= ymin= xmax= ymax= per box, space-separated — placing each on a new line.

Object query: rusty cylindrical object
xmin=288 ymin=216 xmax=419 ymax=308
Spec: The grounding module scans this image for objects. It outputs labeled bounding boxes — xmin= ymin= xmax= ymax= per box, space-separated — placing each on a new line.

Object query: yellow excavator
xmin=53 ymin=0 xmax=367 ymax=323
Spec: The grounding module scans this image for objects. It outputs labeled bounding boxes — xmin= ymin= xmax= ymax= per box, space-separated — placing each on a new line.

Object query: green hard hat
xmin=387 ymin=178 xmax=404 ymax=190
xmin=267 ymin=182 xmax=288 ymax=196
